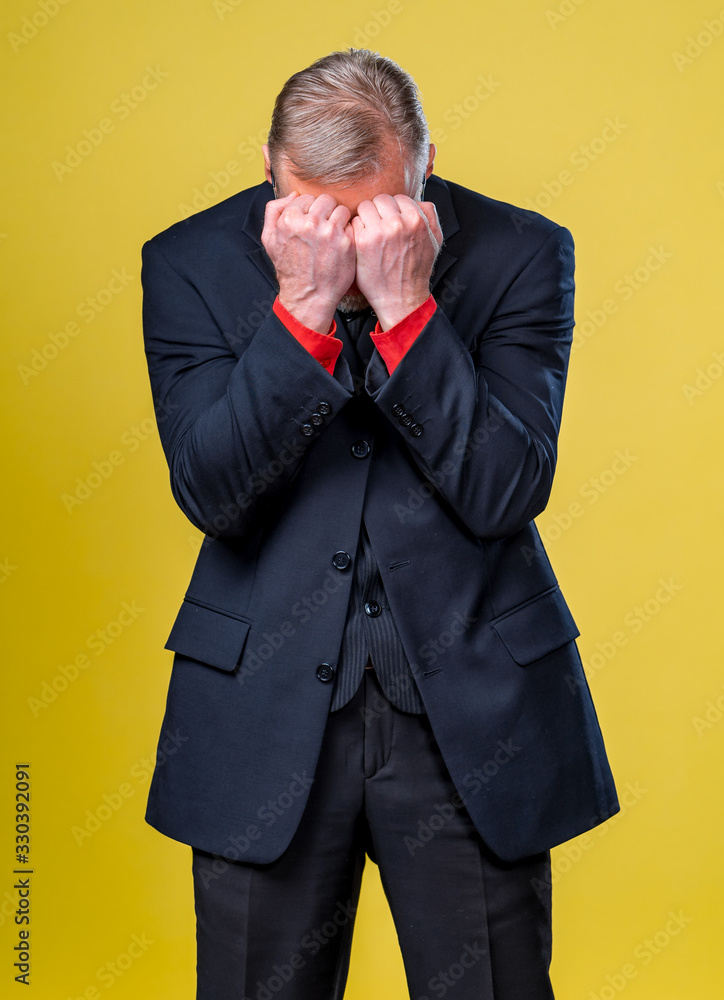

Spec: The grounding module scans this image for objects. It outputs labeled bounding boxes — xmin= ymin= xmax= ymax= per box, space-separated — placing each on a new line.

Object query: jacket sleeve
xmin=364 ymin=226 xmax=575 ymax=540
xmin=141 ymin=239 xmax=353 ymax=540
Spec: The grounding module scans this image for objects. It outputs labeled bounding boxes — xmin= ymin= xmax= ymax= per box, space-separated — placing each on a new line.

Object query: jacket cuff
xmin=370 ymin=295 xmax=437 ymax=374
xmin=272 ymin=297 xmax=343 ymax=376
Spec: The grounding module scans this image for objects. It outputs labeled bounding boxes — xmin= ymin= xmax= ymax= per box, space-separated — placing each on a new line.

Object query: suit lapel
xmin=426 ymin=174 xmax=459 ymax=298
xmin=242 ymin=182 xmax=278 ymax=290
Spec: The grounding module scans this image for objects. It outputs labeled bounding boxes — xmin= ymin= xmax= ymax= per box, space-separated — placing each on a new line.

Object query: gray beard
xmin=337 ymin=292 xmax=370 ymax=313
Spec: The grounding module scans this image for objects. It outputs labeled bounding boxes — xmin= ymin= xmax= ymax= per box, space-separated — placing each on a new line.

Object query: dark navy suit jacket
xmin=141 ymin=174 xmax=619 ymax=864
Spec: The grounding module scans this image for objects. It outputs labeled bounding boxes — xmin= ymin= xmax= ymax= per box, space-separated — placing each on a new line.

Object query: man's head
xmin=262 ymin=49 xmax=437 ymax=312
xmin=263 ymin=48 xmax=435 ymax=202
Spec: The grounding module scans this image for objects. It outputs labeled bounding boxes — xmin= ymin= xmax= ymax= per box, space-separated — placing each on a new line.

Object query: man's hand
xmin=351 ymin=195 xmax=443 ymax=330
xmin=261 ymin=192 xmax=355 ymax=334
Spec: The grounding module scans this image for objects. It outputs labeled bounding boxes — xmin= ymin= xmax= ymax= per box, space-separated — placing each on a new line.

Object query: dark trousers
xmin=192 ymin=668 xmax=554 ymax=1000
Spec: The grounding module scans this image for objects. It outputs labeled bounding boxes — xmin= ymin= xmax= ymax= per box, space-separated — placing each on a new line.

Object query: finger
xmin=329 ymin=203 xmax=352 ymax=229
xmin=391 ymin=196 xmax=442 ymax=248
xmin=263 ymin=192 xmax=303 ymax=237
xmin=306 ymin=193 xmax=340 ymax=219
xmin=370 ymin=193 xmax=403 ymax=218
xmin=264 ymin=189 xmax=299 ymax=223
xmin=350 ymin=216 xmax=366 ymax=240
xmin=393 ymin=195 xmax=429 ymax=228
xmin=354 ymin=199 xmax=382 ymax=226
xmin=283 ymin=193 xmax=316 ymax=216
xmin=393 ymin=193 xmax=421 ymax=214
xmin=417 ymin=201 xmax=444 ymax=244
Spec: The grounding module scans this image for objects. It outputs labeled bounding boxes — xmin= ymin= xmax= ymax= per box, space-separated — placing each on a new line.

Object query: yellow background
xmin=1 ymin=0 xmax=722 ymax=996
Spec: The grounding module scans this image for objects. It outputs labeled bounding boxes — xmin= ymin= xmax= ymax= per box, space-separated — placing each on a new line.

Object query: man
xmin=141 ymin=48 xmax=618 ymax=1000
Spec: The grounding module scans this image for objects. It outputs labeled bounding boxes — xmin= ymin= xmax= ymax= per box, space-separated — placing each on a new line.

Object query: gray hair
xmin=267 ymin=49 xmax=429 ymax=190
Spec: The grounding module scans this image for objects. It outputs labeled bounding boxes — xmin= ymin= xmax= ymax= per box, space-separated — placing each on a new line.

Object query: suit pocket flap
xmin=491 ymin=586 xmax=580 ymax=666
xmin=164 ymin=599 xmax=251 ymax=672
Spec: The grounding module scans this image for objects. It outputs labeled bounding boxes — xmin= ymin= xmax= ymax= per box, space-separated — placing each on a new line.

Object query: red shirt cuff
xmin=272 ymin=297 xmax=343 ymax=376
xmin=370 ymin=295 xmax=437 ymax=374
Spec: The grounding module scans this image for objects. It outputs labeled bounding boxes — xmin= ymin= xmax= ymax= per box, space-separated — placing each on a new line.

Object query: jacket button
xmin=410 ymin=423 xmax=424 ymax=437
xmin=332 ymin=551 xmax=351 ymax=570
xmin=399 ymin=413 xmax=412 ymax=427
xmin=300 ymin=424 xmax=314 ymax=436
xmin=364 ymin=601 xmax=382 ymax=617
xmin=316 ymin=662 xmax=335 ymax=682
xmin=310 ymin=412 xmax=324 ymax=426
xmin=351 ymin=439 xmax=370 ymax=459
xmin=317 ymin=402 xmax=332 ymax=415
xmin=392 ymin=403 xmax=405 ymax=417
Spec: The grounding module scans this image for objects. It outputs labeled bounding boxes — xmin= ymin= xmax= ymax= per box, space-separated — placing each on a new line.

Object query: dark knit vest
xmin=329 ymin=309 xmax=425 ymax=715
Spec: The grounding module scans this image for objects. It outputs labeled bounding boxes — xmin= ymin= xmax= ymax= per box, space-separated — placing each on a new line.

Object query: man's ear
xmin=425 ymin=143 xmax=436 ymax=179
xmin=262 ymin=144 xmax=273 ymax=185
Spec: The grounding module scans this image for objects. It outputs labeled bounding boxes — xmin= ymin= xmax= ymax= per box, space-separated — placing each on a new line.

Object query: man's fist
xmin=261 ymin=191 xmax=356 ymax=334
xmin=351 ymin=195 xmax=443 ymax=330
